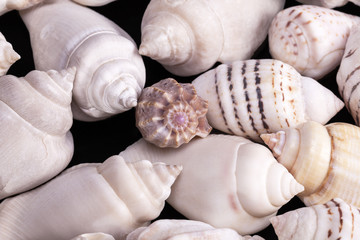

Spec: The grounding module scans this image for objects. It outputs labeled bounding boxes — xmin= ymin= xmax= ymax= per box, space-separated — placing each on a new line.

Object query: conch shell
xmin=0 ymin=0 xmax=43 ymax=16
xmin=126 ymin=219 xmax=265 ymax=240
xmin=271 ymin=198 xmax=360 ymax=239
xmin=71 ymin=0 xmax=115 ymax=6
xmin=20 ymin=0 xmax=146 ymax=121
xmin=139 ymin=0 xmax=285 ymax=76
xmin=71 ymin=233 xmax=115 ymax=240
xmin=0 ymin=32 xmax=20 ymax=76
xmin=268 ymin=5 xmax=360 ymax=79
xmin=295 ymin=0 xmax=360 ymax=8
xmin=136 ymin=78 xmax=212 ymax=148
xmin=0 ymin=155 xmax=182 ymax=240
xmin=0 ymin=68 xmax=75 ymax=200
xmin=261 ymin=121 xmax=360 ymax=207
xmin=191 ymin=59 xmax=344 ymax=142
xmin=120 ymin=134 xmax=304 ymax=235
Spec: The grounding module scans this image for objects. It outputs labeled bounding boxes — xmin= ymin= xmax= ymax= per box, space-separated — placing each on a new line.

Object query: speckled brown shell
xmin=136 ymin=78 xmax=212 ymax=148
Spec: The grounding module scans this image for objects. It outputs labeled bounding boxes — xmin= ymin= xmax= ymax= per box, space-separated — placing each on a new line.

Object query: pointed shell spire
xmin=0 ymin=32 xmax=20 ymax=76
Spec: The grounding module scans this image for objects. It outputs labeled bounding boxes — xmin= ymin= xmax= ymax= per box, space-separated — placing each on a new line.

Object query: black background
xmin=0 ymin=0 xmax=358 ymax=239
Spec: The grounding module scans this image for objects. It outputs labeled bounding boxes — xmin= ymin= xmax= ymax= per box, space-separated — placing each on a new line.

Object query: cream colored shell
xmin=0 ymin=0 xmax=43 ymax=16
xmin=0 ymin=32 xmax=20 ymax=76
xmin=295 ymin=0 xmax=360 ymax=8
xmin=71 ymin=233 xmax=115 ymax=240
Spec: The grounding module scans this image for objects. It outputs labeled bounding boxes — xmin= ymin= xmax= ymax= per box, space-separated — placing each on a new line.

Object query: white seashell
xmin=20 ymin=0 xmax=146 ymax=121
xmin=71 ymin=0 xmax=115 ymax=6
xmin=126 ymin=219 xmax=265 ymax=240
xmin=261 ymin=121 xmax=360 ymax=207
xmin=139 ymin=0 xmax=285 ymax=76
xmin=0 ymin=32 xmax=20 ymax=76
xmin=0 ymin=156 xmax=182 ymax=240
xmin=0 ymin=68 xmax=75 ymax=200
xmin=0 ymin=0 xmax=43 ymax=16
xmin=120 ymin=134 xmax=304 ymax=235
xmin=71 ymin=233 xmax=115 ymax=240
xmin=191 ymin=59 xmax=344 ymax=142
xmin=295 ymin=0 xmax=360 ymax=8
xmin=271 ymin=198 xmax=360 ymax=239
xmin=268 ymin=5 xmax=360 ymax=79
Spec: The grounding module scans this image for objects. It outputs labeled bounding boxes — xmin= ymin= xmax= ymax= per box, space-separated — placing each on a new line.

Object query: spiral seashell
xmin=139 ymin=0 xmax=285 ymax=76
xmin=261 ymin=121 xmax=360 ymax=207
xmin=136 ymin=78 xmax=212 ymax=148
xmin=71 ymin=233 xmax=115 ymax=240
xmin=0 ymin=155 xmax=182 ymax=240
xmin=295 ymin=0 xmax=360 ymax=8
xmin=0 ymin=32 xmax=20 ymax=76
xmin=126 ymin=219 xmax=265 ymax=240
xmin=71 ymin=0 xmax=115 ymax=6
xmin=20 ymin=0 xmax=146 ymax=121
xmin=0 ymin=0 xmax=43 ymax=16
xmin=270 ymin=198 xmax=360 ymax=239
xmin=268 ymin=5 xmax=360 ymax=79
xmin=120 ymin=134 xmax=304 ymax=235
xmin=191 ymin=59 xmax=344 ymax=142
xmin=0 ymin=67 xmax=75 ymax=200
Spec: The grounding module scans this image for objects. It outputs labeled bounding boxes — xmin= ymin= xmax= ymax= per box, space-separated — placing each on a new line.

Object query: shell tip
xmin=260 ymin=131 xmax=285 ymax=158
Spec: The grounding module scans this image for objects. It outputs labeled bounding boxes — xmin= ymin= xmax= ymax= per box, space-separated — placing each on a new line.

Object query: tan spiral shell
xmin=0 ymin=32 xmax=20 ymax=76
xmin=136 ymin=78 xmax=212 ymax=148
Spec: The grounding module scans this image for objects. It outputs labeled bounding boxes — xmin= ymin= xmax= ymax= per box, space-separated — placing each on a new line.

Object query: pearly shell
xmin=139 ymin=0 xmax=285 ymax=76
xmin=261 ymin=121 xmax=360 ymax=207
xmin=71 ymin=0 xmax=115 ymax=6
xmin=0 ymin=68 xmax=75 ymax=200
xmin=268 ymin=5 xmax=360 ymax=79
xmin=136 ymin=78 xmax=212 ymax=148
xmin=295 ymin=0 xmax=360 ymax=8
xmin=0 ymin=0 xmax=43 ymax=16
xmin=191 ymin=59 xmax=344 ymax=142
xmin=0 ymin=156 xmax=182 ymax=240
xmin=126 ymin=219 xmax=265 ymax=240
xmin=271 ymin=198 xmax=360 ymax=239
xmin=0 ymin=32 xmax=20 ymax=76
xmin=120 ymin=134 xmax=304 ymax=235
xmin=71 ymin=233 xmax=115 ymax=240
xmin=20 ymin=0 xmax=146 ymax=121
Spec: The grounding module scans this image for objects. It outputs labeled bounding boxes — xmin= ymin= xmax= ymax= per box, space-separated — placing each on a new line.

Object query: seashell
xmin=295 ymin=0 xmax=360 ymax=8
xmin=270 ymin=198 xmax=360 ymax=239
xmin=20 ymin=0 xmax=146 ymax=121
xmin=71 ymin=233 xmax=115 ymax=240
xmin=139 ymin=0 xmax=285 ymax=76
xmin=0 ymin=155 xmax=182 ymax=240
xmin=71 ymin=0 xmax=115 ymax=6
xmin=136 ymin=78 xmax=212 ymax=148
xmin=0 ymin=68 xmax=75 ymax=200
xmin=0 ymin=32 xmax=20 ymax=76
xmin=191 ymin=59 xmax=344 ymax=142
xmin=0 ymin=0 xmax=43 ymax=16
xmin=120 ymin=134 xmax=304 ymax=235
xmin=126 ymin=219 xmax=265 ymax=240
xmin=268 ymin=5 xmax=360 ymax=79
xmin=261 ymin=121 xmax=360 ymax=207
xmin=336 ymin=25 xmax=360 ymax=126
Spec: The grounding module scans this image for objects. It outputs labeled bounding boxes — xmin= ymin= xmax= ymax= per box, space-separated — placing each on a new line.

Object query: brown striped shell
xmin=135 ymin=78 xmax=212 ymax=148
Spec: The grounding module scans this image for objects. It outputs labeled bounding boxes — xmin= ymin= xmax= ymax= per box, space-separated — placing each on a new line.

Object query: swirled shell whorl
xmin=0 ymin=155 xmax=182 ymax=240
xmin=271 ymin=198 xmax=360 ymax=239
xmin=269 ymin=5 xmax=360 ymax=79
xmin=0 ymin=32 xmax=20 ymax=76
xmin=191 ymin=59 xmax=344 ymax=142
xmin=136 ymin=78 xmax=212 ymax=148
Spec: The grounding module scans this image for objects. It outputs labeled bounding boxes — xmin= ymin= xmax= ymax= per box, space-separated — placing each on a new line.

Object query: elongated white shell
xmin=269 ymin=5 xmax=360 ymax=79
xmin=140 ymin=0 xmax=285 ymax=76
xmin=0 ymin=68 xmax=75 ymax=200
xmin=71 ymin=233 xmax=115 ymax=240
xmin=192 ymin=59 xmax=344 ymax=142
xmin=295 ymin=0 xmax=360 ymax=8
xmin=0 ymin=0 xmax=43 ymax=16
xmin=71 ymin=0 xmax=115 ymax=6
xmin=0 ymin=156 xmax=182 ymax=240
xmin=0 ymin=32 xmax=20 ymax=76
xmin=271 ymin=198 xmax=360 ymax=239
xmin=20 ymin=0 xmax=146 ymax=121
xmin=120 ymin=134 xmax=304 ymax=235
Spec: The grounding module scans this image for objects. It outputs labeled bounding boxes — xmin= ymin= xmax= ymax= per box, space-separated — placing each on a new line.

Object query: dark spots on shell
xmin=289 ymin=9 xmax=295 ymax=15
xmin=285 ymin=118 xmax=290 ymax=127
xmin=289 ymin=86 xmax=292 ymax=91
xmin=243 ymin=76 xmax=247 ymax=89
xmin=328 ymin=229 xmax=332 ymax=238
xmin=305 ymin=20 xmax=312 ymax=24
xmin=296 ymin=32 xmax=303 ymax=36
xmin=286 ymin=21 xmax=292 ymax=28
xmin=242 ymin=62 xmax=246 ymax=75
xmin=294 ymin=11 xmax=303 ymax=19
xmin=345 ymin=48 xmax=357 ymax=58
xmin=280 ymin=35 xmax=285 ymax=40
xmin=254 ymin=60 xmax=260 ymax=72
xmin=227 ymin=65 xmax=232 ymax=82
xmin=229 ymin=84 xmax=233 ymax=91
xmin=215 ymin=69 xmax=233 ymax=134
xmin=256 ymin=87 xmax=269 ymax=130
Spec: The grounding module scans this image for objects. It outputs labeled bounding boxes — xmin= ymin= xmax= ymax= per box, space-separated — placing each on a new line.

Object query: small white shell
xmin=0 ymin=32 xmax=20 ymax=76
xmin=0 ymin=0 xmax=43 ymax=16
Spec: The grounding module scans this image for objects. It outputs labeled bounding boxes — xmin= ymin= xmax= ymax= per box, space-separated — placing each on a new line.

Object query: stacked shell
xmin=295 ymin=0 xmax=360 ymax=8
xmin=191 ymin=59 xmax=344 ymax=142
xmin=0 ymin=32 xmax=20 ymax=76
xmin=120 ymin=134 xmax=304 ymax=235
xmin=20 ymin=0 xmax=146 ymax=121
xmin=268 ymin=5 xmax=360 ymax=79
xmin=0 ymin=68 xmax=75 ymax=200
xmin=0 ymin=155 xmax=182 ymax=240
xmin=261 ymin=121 xmax=360 ymax=207
xmin=139 ymin=0 xmax=285 ymax=76
xmin=0 ymin=0 xmax=44 ymax=16
xmin=136 ymin=78 xmax=212 ymax=148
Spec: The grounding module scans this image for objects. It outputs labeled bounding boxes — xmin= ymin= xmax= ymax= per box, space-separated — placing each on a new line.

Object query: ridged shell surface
xmin=295 ymin=0 xmax=360 ymax=8
xmin=136 ymin=78 xmax=212 ymax=148
xmin=269 ymin=5 xmax=360 ymax=79
xmin=192 ymin=59 xmax=344 ymax=142
xmin=0 ymin=32 xmax=20 ymax=76
xmin=0 ymin=156 xmax=182 ymax=240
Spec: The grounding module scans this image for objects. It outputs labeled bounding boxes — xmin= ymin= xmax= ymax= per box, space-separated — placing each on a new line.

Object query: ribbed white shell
xmin=0 ymin=32 xmax=20 ymax=76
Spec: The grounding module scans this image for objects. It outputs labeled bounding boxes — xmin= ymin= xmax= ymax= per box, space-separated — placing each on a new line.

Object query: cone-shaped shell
xmin=0 ymin=32 xmax=20 ymax=76
xmin=268 ymin=5 xmax=360 ymax=79
xmin=0 ymin=0 xmax=44 ymax=16
xmin=271 ymin=198 xmax=360 ymax=239
xmin=140 ymin=0 xmax=285 ymax=76
xmin=0 ymin=156 xmax=182 ymax=240
xmin=120 ymin=134 xmax=304 ymax=235
xmin=261 ymin=121 xmax=360 ymax=207
xmin=136 ymin=78 xmax=212 ymax=148
xmin=0 ymin=68 xmax=75 ymax=200
xmin=71 ymin=233 xmax=115 ymax=240
xmin=192 ymin=59 xmax=344 ymax=142
xmin=20 ymin=0 xmax=146 ymax=121
xmin=295 ymin=0 xmax=360 ymax=8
